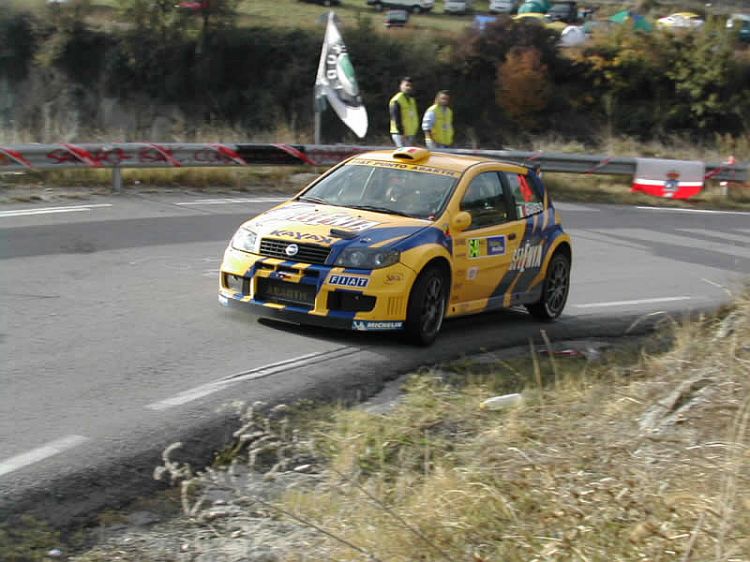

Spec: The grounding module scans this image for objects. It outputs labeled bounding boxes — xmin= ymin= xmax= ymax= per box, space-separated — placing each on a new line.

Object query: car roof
xmin=350 ymin=149 xmax=529 ymax=174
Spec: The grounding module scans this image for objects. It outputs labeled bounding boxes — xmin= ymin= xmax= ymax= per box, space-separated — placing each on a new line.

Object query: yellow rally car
xmin=219 ymin=147 xmax=572 ymax=345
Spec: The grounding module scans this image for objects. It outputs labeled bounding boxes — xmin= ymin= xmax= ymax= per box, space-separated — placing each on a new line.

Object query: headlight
xmin=231 ymin=227 xmax=259 ymax=253
xmin=334 ymin=247 xmax=400 ymax=269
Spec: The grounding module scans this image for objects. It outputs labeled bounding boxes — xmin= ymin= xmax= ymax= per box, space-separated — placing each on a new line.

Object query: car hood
xmin=242 ymin=201 xmax=434 ymax=252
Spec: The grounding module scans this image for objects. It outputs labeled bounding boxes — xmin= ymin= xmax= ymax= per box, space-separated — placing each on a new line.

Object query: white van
xmin=489 ymin=0 xmax=519 ymax=14
xmin=444 ymin=0 xmax=473 ymax=14
xmin=367 ymin=0 xmax=435 ymax=13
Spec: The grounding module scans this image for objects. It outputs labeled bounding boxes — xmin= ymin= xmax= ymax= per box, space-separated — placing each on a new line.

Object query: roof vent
xmin=392 ymin=147 xmax=430 ymax=162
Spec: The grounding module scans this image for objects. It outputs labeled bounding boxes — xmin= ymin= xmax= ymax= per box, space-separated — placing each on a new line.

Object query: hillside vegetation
xmin=1 ymin=0 xmax=749 ymax=150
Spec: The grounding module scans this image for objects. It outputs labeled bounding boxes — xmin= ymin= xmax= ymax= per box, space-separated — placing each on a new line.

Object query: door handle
xmin=508 ymin=233 xmax=517 ymax=240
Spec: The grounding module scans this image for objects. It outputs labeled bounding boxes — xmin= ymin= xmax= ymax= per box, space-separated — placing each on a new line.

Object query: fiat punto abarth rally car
xmin=219 ymin=147 xmax=572 ymax=345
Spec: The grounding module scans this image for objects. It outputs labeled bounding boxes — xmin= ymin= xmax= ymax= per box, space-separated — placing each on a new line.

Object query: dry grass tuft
xmin=277 ymin=292 xmax=750 ymax=561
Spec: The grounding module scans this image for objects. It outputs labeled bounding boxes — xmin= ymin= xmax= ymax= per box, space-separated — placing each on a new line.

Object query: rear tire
xmin=406 ymin=266 xmax=447 ymax=346
xmin=526 ymin=252 xmax=570 ymax=320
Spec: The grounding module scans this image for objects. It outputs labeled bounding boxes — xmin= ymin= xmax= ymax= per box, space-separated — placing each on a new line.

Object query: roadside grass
xmin=270 ymin=294 xmax=750 ymax=561
xmin=68 ymin=288 xmax=750 ymax=561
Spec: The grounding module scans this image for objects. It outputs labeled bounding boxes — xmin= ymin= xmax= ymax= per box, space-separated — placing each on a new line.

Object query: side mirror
xmin=451 ymin=211 xmax=472 ymax=232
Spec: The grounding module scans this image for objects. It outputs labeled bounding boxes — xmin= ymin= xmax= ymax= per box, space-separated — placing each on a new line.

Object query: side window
xmin=460 ymin=172 xmax=509 ymax=229
xmin=506 ymin=172 xmax=544 ymax=218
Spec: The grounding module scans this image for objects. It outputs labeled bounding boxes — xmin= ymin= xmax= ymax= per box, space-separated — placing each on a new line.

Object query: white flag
xmin=315 ymin=12 xmax=368 ymax=139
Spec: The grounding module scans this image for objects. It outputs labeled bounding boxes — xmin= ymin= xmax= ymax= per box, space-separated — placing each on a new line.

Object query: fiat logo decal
xmin=285 ymin=243 xmax=299 ymax=257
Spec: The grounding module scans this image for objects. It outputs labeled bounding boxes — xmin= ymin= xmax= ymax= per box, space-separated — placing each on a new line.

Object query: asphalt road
xmin=1 ymin=191 xmax=748 ymax=525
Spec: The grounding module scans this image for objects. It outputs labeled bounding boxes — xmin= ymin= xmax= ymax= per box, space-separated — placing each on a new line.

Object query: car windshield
xmin=298 ymin=161 xmax=458 ymax=220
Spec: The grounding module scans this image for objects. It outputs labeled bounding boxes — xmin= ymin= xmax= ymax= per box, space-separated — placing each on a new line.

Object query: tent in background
xmin=609 ymin=9 xmax=653 ymax=32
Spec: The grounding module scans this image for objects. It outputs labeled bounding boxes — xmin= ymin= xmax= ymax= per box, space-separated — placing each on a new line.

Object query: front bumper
xmin=218 ymin=247 xmax=416 ymax=332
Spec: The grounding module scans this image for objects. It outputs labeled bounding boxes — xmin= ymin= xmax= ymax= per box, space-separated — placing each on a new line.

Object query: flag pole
xmin=314 ymin=95 xmax=322 ymax=145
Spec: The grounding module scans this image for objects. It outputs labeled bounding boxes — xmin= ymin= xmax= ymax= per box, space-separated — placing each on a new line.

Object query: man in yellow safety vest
xmin=422 ymin=90 xmax=454 ymax=149
xmin=389 ymin=77 xmax=419 ymax=147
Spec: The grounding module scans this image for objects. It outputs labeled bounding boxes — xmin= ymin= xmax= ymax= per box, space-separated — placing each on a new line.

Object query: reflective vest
xmin=426 ymin=104 xmax=454 ymax=146
xmin=389 ymin=92 xmax=419 ymax=136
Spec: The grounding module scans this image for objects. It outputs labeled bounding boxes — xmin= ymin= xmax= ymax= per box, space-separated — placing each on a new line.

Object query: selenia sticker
xmin=510 ymin=242 xmax=543 ymax=271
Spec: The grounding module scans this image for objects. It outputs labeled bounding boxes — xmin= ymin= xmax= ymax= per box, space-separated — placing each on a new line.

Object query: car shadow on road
xmin=254 ymin=307 xmax=536 ymax=349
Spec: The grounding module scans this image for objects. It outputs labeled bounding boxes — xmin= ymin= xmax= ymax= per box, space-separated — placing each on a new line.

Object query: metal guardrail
xmin=0 ymin=142 xmax=746 ymax=191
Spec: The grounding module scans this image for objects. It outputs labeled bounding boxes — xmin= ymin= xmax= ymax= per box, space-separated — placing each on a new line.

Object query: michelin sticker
xmin=510 ymin=242 xmax=543 ymax=272
xmin=329 ymin=274 xmax=369 ymax=288
xmin=352 ymin=320 xmax=404 ymax=331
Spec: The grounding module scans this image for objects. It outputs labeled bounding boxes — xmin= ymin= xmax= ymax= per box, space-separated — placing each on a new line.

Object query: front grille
xmin=259 ymin=238 xmax=331 ymax=265
xmin=256 ymin=278 xmax=316 ymax=308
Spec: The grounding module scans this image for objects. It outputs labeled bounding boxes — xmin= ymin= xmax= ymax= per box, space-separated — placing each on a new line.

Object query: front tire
xmin=526 ymin=252 xmax=570 ymax=320
xmin=406 ymin=266 xmax=447 ymax=346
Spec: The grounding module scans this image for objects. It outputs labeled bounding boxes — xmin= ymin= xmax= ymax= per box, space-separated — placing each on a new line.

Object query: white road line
xmin=636 ymin=206 xmax=750 ymax=216
xmin=590 ymin=228 xmax=750 ymax=260
xmin=0 ymin=203 xmax=113 ymax=218
xmin=552 ymin=202 xmax=602 ymax=212
xmin=573 ymin=296 xmax=692 ymax=309
xmin=146 ymin=346 xmax=358 ymax=411
xmin=0 ymin=435 xmax=89 ymax=477
xmin=675 ymin=228 xmax=750 ymax=245
xmin=176 ymin=197 xmax=287 ymax=206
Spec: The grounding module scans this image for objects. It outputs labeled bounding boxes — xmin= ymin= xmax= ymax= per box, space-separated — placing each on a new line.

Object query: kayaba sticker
xmin=329 ymin=274 xmax=369 ymax=288
xmin=510 ymin=242 xmax=543 ymax=271
xmin=270 ymin=229 xmax=334 ymax=245
xmin=260 ymin=204 xmax=381 ymax=232
xmin=352 ymin=320 xmax=403 ymax=331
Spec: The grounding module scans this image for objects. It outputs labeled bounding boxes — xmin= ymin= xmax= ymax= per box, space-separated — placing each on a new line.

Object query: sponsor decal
xmin=521 ymin=202 xmax=544 ymax=216
xmin=261 ymin=204 xmax=381 ymax=232
xmin=467 ymin=267 xmax=478 ymax=281
xmin=468 ymin=238 xmax=481 ymax=258
xmin=468 ymin=235 xmax=506 ymax=259
xmin=285 ymin=243 xmax=299 ymax=257
xmin=509 ymin=242 xmax=543 ymax=272
xmin=487 ymin=235 xmax=507 ymax=256
xmin=269 ymin=229 xmax=334 ymax=245
xmin=384 ymin=273 xmax=403 ymax=285
xmin=329 ymin=274 xmax=369 ymax=288
xmin=352 ymin=320 xmax=404 ymax=331
xmin=350 ymin=158 xmax=461 ymax=178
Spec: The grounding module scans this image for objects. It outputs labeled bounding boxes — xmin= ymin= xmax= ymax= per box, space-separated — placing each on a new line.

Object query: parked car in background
xmin=489 ymin=0 xmax=519 ymax=14
xmin=546 ymin=1 xmax=577 ymax=23
xmin=367 ymin=0 xmax=434 ymax=13
xmin=385 ymin=8 xmax=409 ymax=26
xmin=656 ymin=12 xmax=704 ymax=29
xmin=727 ymin=13 xmax=750 ymax=43
xmin=444 ymin=0 xmax=473 ymax=15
